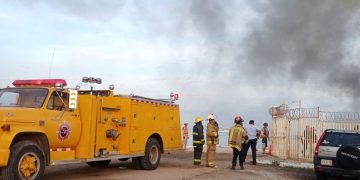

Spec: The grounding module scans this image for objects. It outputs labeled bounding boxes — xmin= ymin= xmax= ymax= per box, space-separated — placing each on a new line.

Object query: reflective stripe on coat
xmin=228 ymin=124 xmax=247 ymax=151
xmin=193 ymin=123 xmax=205 ymax=147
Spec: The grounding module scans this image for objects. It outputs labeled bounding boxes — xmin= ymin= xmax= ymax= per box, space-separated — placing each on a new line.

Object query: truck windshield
xmin=0 ymin=88 xmax=48 ymax=108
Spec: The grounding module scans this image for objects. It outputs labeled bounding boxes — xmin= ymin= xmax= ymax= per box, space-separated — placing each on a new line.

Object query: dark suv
xmin=314 ymin=129 xmax=360 ymax=179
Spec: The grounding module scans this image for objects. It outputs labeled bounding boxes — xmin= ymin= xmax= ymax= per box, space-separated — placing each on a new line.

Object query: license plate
xmin=320 ymin=159 xmax=332 ymax=166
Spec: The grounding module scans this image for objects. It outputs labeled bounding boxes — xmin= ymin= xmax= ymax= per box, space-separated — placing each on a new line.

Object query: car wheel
xmin=86 ymin=160 xmax=111 ymax=167
xmin=336 ymin=145 xmax=360 ymax=170
xmin=140 ymin=138 xmax=161 ymax=170
xmin=315 ymin=171 xmax=327 ymax=180
xmin=1 ymin=140 xmax=45 ymax=180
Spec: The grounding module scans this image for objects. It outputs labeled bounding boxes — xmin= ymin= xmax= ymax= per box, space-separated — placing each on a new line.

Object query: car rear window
xmin=320 ymin=132 xmax=360 ymax=147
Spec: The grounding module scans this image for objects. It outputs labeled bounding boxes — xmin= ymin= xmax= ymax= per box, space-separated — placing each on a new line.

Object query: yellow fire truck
xmin=0 ymin=79 xmax=182 ymax=179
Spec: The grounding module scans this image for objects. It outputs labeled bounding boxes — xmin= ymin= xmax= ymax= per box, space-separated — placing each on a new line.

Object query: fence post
xmin=286 ymin=116 xmax=290 ymax=158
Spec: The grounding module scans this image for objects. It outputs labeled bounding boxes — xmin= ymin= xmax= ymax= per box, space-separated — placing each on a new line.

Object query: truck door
xmin=44 ymin=90 xmax=81 ymax=148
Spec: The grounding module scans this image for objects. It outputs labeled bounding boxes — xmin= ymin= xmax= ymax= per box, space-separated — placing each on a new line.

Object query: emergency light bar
xmin=12 ymin=79 xmax=67 ymax=87
xmin=82 ymin=76 xmax=102 ymax=84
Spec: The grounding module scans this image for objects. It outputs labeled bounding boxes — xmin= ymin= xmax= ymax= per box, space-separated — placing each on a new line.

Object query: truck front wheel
xmin=1 ymin=140 xmax=45 ymax=180
xmin=140 ymin=138 xmax=161 ymax=170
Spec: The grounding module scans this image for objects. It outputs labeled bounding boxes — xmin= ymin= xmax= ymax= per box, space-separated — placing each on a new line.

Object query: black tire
xmin=131 ymin=157 xmax=142 ymax=170
xmin=140 ymin=138 xmax=161 ymax=170
xmin=315 ymin=171 xmax=327 ymax=180
xmin=1 ymin=140 xmax=45 ymax=180
xmin=86 ymin=160 xmax=111 ymax=167
xmin=336 ymin=145 xmax=360 ymax=170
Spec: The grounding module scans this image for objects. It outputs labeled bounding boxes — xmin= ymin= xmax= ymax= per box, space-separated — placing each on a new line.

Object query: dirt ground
xmin=41 ymin=149 xmax=318 ymax=180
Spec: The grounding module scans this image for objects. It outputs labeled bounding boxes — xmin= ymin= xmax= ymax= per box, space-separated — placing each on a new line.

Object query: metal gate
xmin=271 ymin=107 xmax=360 ymax=161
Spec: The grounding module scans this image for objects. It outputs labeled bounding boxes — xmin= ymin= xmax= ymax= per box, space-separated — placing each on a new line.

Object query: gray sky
xmin=1 ymin=0 xmax=360 ymax=128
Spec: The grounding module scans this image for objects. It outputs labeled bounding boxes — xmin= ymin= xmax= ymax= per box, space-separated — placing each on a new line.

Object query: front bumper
xmin=315 ymin=165 xmax=360 ymax=177
xmin=0 ymin=148 xmax=10 ymax=167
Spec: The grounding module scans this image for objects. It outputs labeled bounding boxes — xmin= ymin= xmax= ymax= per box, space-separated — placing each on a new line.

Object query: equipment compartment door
xmin=94 ymin=97 xmax=123 ymax=156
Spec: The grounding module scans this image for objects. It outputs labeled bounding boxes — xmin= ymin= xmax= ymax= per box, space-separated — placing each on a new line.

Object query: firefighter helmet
xmin=195 ymin=117 xmax=202 ymax=123
xmin=208 ymin=114 xmax=215 ymax=120
xmin=234 ymin=115 xmax=243 ymax=124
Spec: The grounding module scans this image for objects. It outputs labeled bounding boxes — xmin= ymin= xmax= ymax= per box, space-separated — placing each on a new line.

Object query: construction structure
xmin=270 ymin=104 xmax=360 ymax=161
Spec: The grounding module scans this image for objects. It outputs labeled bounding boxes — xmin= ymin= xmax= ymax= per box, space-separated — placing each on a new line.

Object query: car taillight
xmin=315 ymin=132 xmax=326 ymax=157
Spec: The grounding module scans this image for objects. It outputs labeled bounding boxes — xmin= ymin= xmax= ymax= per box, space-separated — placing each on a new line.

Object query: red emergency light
xmin=12 ymin=79 xmax=67 ymax=87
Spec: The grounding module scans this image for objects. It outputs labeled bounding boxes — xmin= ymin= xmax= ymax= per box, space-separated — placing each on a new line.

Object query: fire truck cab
xmin=0 ymin=79 xmax=181 ymax=179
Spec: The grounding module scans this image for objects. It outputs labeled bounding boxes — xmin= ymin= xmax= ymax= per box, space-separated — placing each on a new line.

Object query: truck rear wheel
xmin=86 ymin=160 xmax=111 ymax=167
xmin=1 ymin=140 xmax=45 ymax=180
xmin=131 ymin=157 xmax=142 ymax=169
xmin=140 ymin=138 xmax=161 ymax=170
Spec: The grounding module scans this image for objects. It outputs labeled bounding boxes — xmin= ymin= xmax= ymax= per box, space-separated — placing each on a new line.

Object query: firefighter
xmin=182 ymin=122 xmax=189 ymax=150
xmin=228 ymin=115 xmax=247 ymax=170
xmin=206 ymin=114 xmax=219 ymax=168
xmin=193 ymin=117 xmax=205 ymax=165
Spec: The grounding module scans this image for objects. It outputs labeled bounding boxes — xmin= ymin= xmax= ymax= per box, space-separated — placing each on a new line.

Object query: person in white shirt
xmin=241 ymin=120 xmax=260 ymax=165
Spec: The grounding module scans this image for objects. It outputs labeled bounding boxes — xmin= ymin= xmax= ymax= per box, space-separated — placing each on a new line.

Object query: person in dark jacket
xmin=193 ymin=117 xmax=205 ymax=165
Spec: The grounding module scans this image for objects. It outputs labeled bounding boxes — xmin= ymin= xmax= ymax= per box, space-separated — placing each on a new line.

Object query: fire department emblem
xmin=57 ymin=123 xmax=71 ymax=141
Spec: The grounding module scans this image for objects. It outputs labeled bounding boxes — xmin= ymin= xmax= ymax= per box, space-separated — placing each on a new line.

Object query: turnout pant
xmin=232 ymin=148 xmax=243 ymax=167
xmin=194 ymin=146 xmax=203 ymax=165
xmin=206 ymin=144 xmax=216 ymax=167
xmin=183 ymin=137 xmax=188 ymax=150
xmin=241 ymin=138 xmax=257 ymax=164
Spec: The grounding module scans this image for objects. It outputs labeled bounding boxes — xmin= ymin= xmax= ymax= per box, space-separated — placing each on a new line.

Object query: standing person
xmin=182 ymin=122 xmax=189 ymax=150
xmin=241 ymin=120 xmax=260 ymax=165
xmin=193 ymin=117 xmax=205 ymax=165
xmin=228 ymin=115 xmax=247 ymax=170
xmin=261 ymin=122 xmax=270 ymax=154
xmin=206 ymin=114 xmax=219 ymax=168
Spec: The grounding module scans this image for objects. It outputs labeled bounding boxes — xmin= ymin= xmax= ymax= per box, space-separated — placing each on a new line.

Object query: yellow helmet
xmin=195 ymin=117 xmax=202 ymax=123
xmin=208 ymin=114 xmax=215 ymax=120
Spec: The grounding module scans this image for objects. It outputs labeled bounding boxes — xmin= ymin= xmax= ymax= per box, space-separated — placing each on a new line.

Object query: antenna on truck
xmin=48 ymin=47 xmax=56 ymax=78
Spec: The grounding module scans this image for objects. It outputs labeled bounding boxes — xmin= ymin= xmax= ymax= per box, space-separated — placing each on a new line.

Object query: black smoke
xmin=243 ymin=0 xmax=360 ymax=109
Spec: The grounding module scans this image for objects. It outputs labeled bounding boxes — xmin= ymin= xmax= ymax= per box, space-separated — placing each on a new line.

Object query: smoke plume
xmin=243 ymin=0 xmax=360 ymax=109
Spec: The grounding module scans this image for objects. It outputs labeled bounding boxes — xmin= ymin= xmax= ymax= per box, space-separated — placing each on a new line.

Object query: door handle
xmin=72 ymin=114 xmax=79 ymax=117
